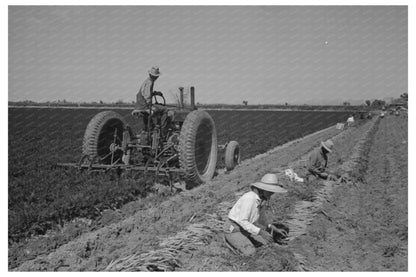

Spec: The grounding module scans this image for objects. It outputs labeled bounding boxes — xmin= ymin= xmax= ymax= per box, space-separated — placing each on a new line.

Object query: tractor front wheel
xmin=225 ymin=140 xmax=240 ymax=171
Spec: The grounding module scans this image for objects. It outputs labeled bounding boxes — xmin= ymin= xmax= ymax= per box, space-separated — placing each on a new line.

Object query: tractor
xmin=58 ymin=87 xmax=240 ymax=187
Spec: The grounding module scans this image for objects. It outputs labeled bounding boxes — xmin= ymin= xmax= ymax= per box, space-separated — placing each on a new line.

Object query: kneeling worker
xmin=306 ymin=139 xmax=334 ymax=181
xmin=224 ymin=173 xmax=288 ymax=256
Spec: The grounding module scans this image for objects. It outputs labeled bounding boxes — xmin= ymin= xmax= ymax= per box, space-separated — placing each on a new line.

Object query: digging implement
xmin=57 ymin=87 xmax=240 ymax=187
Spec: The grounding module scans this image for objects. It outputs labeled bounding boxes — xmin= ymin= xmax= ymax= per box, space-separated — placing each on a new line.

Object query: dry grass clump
xmin=106 ymin=207 xmax=230 ymax=271
xmin=289 ymin=183 xmax=317 ymax=202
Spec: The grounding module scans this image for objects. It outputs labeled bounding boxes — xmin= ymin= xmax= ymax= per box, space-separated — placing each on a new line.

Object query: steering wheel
xmin=152 ymin=94 xmax=166 ymax=106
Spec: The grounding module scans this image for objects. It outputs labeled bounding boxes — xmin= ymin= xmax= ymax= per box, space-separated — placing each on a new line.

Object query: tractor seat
xmin=131 ymin=109 xmax=149 ymax=117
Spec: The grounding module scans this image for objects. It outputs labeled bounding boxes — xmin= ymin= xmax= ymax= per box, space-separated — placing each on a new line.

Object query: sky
xmin=8 ymin=6 xmax=407 ymax=105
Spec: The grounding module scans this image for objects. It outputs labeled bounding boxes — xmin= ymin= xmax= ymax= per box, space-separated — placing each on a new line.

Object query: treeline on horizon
xmin=8 ymin=100 xmax=388 ymax=112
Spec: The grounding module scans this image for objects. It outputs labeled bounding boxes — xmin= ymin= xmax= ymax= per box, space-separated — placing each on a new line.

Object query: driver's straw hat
xmin=148 ymin=66 xmax=161 ymax=76
xmin=250 ymin=173 xmax=287 ymax=194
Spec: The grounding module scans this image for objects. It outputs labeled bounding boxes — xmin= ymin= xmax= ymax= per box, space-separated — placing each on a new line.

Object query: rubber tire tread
xmin=82 ymin=111 xmax=127 ymax=162
xmin=179 ymin=110 xmax=217 ymax=185
xmin=225 ymin=140 xmax=240 ymax=171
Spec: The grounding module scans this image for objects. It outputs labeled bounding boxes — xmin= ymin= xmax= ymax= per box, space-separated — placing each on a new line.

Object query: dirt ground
xmin=291 ymin=114 xmax=408 ymax=271
xmin=12 ymin=114 xmax=408 ymax=271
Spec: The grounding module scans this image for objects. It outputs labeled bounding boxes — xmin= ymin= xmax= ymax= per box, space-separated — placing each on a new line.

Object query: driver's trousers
xmin=152 ymin=104 xmax=169 ymax=136
xmin=135 ymin=103 xmax=169 ymax=133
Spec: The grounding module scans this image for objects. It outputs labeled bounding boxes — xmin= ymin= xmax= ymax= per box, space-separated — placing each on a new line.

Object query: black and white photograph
xmin=6 ymin=2 xmax=410 ymax=272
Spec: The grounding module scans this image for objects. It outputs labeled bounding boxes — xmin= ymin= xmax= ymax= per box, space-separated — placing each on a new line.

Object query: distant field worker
xmin=347 ymin=115 xmax=355 ymax=127
xmin=305 ymin=139 xmax=334 ymax=181
xmin=224 ymin=173 xmax=288 ymax=256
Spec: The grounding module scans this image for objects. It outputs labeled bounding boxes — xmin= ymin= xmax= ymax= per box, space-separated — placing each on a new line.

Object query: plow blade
xmin=56 ymin=163 xmax=184 ymax=175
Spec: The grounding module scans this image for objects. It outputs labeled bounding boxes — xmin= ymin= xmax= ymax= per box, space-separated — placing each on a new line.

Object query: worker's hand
xmin=259 ymin=229 xmax=274 ymax=244
xmin=269 ymin=225 xmax=289 ymax=239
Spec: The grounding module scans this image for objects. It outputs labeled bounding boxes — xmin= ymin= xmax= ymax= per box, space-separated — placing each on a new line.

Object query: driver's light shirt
xmin=136 ymin=77 xmax=154 ymax=109
xmin=228 ymin=191 xmax=262 ymax=235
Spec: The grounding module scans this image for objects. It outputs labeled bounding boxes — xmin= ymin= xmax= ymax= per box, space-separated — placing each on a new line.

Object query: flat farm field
xmin=8 ymin=108 xmax=350 ymax=258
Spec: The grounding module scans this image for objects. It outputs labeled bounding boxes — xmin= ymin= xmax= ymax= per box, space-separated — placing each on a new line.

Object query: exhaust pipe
xmin=190 ymin=86 xmax=195 ymax=110
xmin=179 ymin=87 xmax=184 ymax=108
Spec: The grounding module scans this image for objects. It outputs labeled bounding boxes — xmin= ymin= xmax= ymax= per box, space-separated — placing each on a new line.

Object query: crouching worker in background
xmin=305 ymin=139 xmax=335 ymax=181
xmin=224 ymin=173 xmax=288 ymax=256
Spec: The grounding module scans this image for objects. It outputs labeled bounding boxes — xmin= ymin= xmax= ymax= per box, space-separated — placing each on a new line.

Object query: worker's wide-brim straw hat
xmin=251 ymin=173 xmax=288 ymax=194
xmin=148 ymin=66 xmax=161 ymax=76
xmin=321 ymin=139 xmax=334 ymax=153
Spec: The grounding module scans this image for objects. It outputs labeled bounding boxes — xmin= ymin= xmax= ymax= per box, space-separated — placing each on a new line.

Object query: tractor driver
xmin=132 ymin=66 xmax=170 ymax=136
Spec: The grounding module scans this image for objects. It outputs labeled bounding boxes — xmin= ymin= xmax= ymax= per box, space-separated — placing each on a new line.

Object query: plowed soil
xmin=291 ymin=114 xmax=408 ymax=271
xmin=12 ymin=114 xmax=407 ymax=271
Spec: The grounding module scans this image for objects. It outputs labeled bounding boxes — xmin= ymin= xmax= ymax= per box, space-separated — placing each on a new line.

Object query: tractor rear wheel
xmin=179 ymin=110 xmax=217 ymax=186
xmin=225 ymin=140 xmax=240 ymax=171
xmin=82 ymin=111 xmax=127 ymax=164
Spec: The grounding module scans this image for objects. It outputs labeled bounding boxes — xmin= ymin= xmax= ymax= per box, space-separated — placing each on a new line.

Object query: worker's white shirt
xmin=347 ymin=116 xmax=354 ymax=123
xmin=228 ymin=191 xmax=262 ymax=235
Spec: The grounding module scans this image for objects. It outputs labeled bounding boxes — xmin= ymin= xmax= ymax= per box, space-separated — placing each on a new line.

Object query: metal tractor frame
xmin=57 ymin=87 xmax=240 ymax=188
